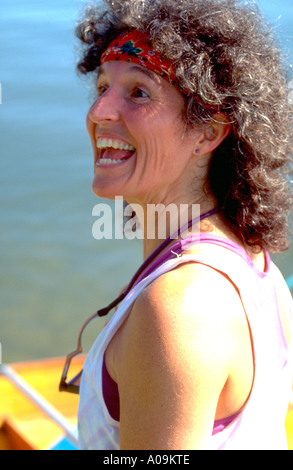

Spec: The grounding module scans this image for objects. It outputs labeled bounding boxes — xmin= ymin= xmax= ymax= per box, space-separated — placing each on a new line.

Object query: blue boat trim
xmin=286 ymin=274 xmax=293 ymax=290
xmin=51 ymin=436 xmax=78 ymax=451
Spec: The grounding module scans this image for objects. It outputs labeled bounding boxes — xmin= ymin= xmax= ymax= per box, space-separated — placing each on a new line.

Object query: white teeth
xmin=96 ymin=137 xmax=135 ymax=151
xmin=97 ymin=158 xmax=123 ymax=165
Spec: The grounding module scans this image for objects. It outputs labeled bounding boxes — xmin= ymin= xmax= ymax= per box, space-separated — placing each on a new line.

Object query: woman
xmin=74 ymin=0 xmax=293 ymax=449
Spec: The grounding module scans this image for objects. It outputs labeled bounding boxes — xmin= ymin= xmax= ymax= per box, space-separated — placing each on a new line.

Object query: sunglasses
xmin=59 ymin=292 xmax=125 ymax=394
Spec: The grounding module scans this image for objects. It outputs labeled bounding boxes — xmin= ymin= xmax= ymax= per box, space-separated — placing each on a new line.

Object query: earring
xmin=195 ymin=149 xmax=199 ymax=154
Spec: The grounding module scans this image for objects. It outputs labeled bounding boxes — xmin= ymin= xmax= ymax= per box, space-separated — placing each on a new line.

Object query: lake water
xmin=1 ymin=0 xmax=293 ymax=363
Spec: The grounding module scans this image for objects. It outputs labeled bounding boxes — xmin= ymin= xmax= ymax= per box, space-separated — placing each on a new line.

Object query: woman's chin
xmin=92 ymin=176 xmax=127 ymax=201
xmin=92 ymin=180 xmax=113 ymax=199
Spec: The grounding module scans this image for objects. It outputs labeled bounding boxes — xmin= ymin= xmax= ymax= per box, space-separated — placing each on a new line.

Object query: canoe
xmin=1 ymin=356 xmax=293 ymax=450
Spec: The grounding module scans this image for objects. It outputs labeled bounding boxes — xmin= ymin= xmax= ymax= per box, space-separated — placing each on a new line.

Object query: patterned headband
xmin=100 ymin=29 xmax=179 ymax=89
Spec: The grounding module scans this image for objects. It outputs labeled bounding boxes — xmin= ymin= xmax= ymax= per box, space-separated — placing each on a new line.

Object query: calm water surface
xmin=0 ymin=0 xmax=292 ymax=362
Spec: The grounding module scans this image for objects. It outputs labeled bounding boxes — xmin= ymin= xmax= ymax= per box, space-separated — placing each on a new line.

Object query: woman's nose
xmin=87 ymin=88 xmax=120 ymax=125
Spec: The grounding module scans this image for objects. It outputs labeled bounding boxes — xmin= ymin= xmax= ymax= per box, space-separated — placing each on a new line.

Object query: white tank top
xmin=77 ymin=235 xmax=293 ymax=450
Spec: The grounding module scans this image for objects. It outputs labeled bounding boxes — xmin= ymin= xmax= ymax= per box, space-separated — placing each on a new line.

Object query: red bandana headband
xmin=100 ymin=30 xmax=179 ymax=88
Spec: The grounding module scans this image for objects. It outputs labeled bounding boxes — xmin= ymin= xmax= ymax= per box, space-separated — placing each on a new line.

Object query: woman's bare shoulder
xmin=134 ymin=260 xmax=244 ymax=330
xmin=117 ymin=261 xmax=248 ymax=449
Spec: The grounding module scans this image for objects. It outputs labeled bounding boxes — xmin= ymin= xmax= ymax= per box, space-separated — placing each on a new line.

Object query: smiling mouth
xmin=96 ymin=137 xmax=135 ymax=165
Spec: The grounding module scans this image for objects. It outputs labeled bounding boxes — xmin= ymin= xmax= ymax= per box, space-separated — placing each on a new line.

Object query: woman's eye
xmin=131 ymin=87 xmax=149 ymax=99
xmin=97 ymin=84 xmax=108 ymax=96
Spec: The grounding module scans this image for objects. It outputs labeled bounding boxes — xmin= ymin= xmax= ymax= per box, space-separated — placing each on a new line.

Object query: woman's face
xmin=86 ymin=61 xmax=198 ymax=205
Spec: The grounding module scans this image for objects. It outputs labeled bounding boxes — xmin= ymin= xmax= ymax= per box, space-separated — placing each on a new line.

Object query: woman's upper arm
xmin=116 ymin=263 xmax=237 ymax=450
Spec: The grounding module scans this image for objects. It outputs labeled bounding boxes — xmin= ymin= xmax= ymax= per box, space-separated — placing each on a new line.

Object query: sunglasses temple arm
xmin=61 ymin=311 xmax=100 ymax=382
xmin=97 ymin=292 xmax=125 ymax=317
xmin=61 ymin=293 xmax=126 ymax=383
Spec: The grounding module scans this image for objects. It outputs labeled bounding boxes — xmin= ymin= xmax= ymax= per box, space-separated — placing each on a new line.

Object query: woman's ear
xmin=194 ymin=114 xmax=231 ymax=155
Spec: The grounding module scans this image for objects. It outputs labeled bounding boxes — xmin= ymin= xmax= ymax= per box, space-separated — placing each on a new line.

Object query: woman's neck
xmin=140 ymin=198 xmax=218 ymax=260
